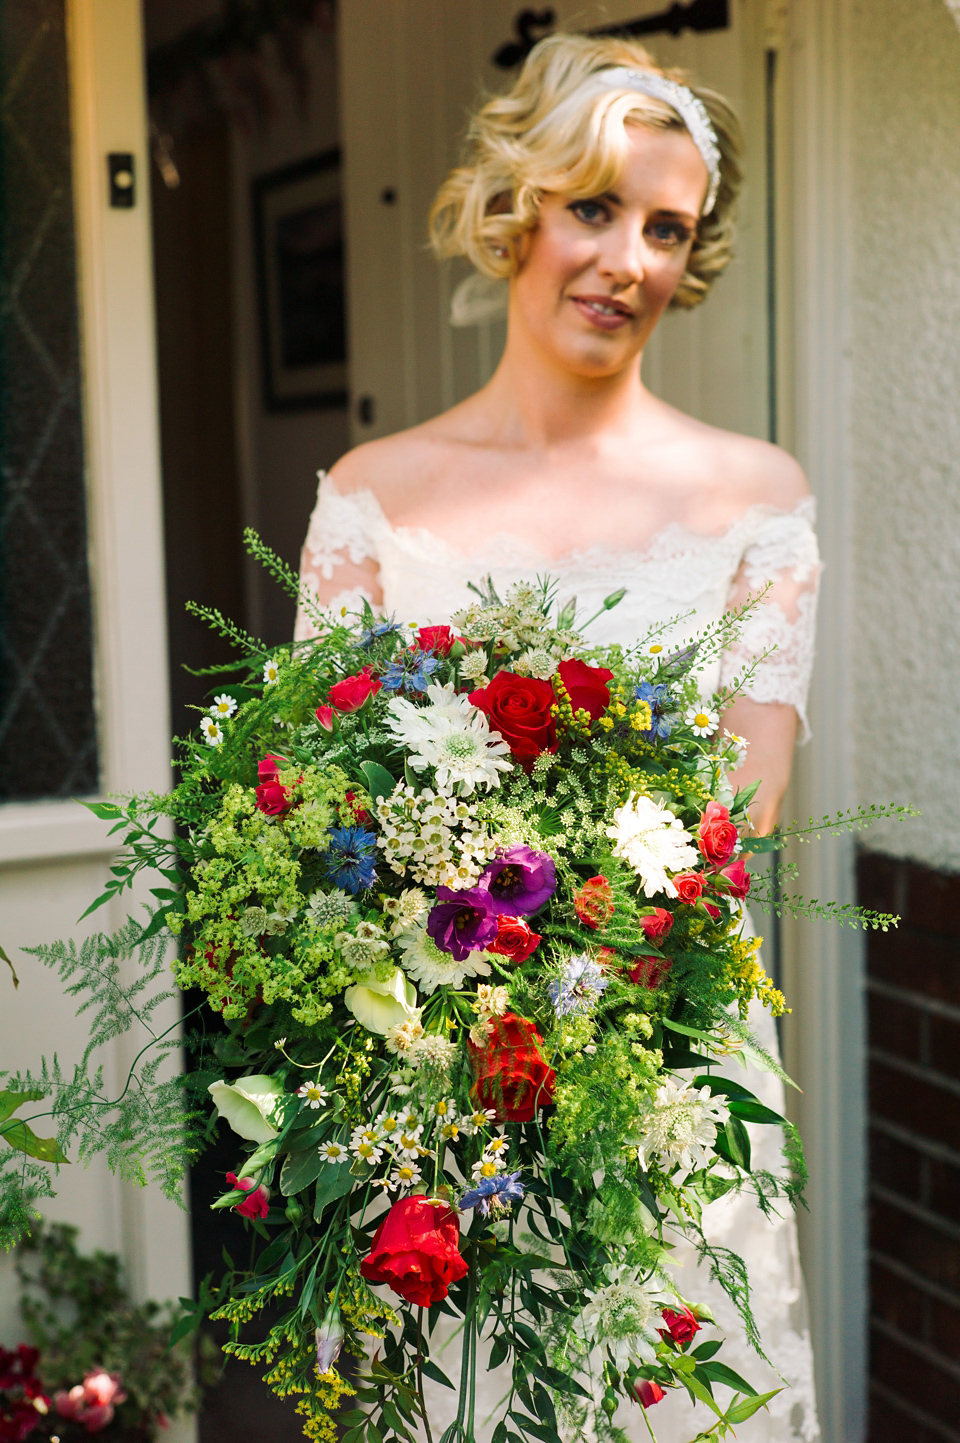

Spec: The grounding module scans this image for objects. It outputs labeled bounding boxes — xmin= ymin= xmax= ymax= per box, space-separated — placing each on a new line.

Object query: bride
xmin=295 ymin=33 xmax=821 ymax=1443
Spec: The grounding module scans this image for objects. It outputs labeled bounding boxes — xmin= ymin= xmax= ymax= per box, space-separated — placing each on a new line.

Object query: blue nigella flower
xmin=548 ymin=954 xmax=610 ymax=1017
xmin=460 ymin=1170 xmax=525 ymax=1218
xmin=360 ymin=615 xmax=402 ymax=647
xmin=381 ymin=649 xmax=440 ymax=694
xmin=322 ymin=826 xmax=377 ymax=893
xmin=635 ymin=680 xmax=676 ymax=741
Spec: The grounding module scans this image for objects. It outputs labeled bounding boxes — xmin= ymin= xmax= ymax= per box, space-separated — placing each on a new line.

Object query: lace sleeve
xmin=294 ymin=472 xmax=384 ymax=641
xmin=719 ymin=499 xmax=822 ymax=742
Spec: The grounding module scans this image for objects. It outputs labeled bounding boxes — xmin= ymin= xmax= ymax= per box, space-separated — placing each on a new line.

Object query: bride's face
xmin=511 ymin=123 xmax=707 ymax=376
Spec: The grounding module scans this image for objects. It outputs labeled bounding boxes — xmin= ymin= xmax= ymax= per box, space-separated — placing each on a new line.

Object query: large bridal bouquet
xmin=1 ymin=554 xmax=906 ymax=1443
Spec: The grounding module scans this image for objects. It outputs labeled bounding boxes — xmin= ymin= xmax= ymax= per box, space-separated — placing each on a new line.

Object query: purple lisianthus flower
xmin=427 ymin=886 xmax=499 ymax=961
xmin=479 ymin=845 xmax=556 ymax=916
xmin=460 ymin=1170 xmax=525 ymax=1218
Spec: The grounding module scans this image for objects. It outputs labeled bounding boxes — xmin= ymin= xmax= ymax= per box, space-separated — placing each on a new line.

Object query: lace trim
xmin=293 ymin=585 xmax=376 ymax=644
xmin=301 ymin=474 xmax=385 ymax=578
xmin=720 ymin=592 xmax=818 ymax=741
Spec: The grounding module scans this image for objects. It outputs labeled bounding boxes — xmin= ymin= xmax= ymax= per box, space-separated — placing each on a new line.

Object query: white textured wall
xmin=849 ymin=0 xmax=960 ymax=869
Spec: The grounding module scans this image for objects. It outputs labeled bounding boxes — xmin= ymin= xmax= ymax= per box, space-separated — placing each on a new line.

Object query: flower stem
xmin=415 ymin=1308 xmax=434 ymax=1443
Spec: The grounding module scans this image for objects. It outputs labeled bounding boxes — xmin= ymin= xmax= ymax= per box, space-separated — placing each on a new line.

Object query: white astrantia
xmin=606 ymin=792 xmax=698 ymax=898
xmin=406 ymin=1033 xmax=459 ymax=1071
xmin=579 ymin=1265 xmax=671 ymax=1368
xmin=458 ymin=649 xmax=490 ymax=681
xmin=635 ymin=1076 xmax=729 ymax=1183
xmin=395 ymin=921 xmax=492 ymax=995
xmin=384 ymin=682 xmax=512 ymax=795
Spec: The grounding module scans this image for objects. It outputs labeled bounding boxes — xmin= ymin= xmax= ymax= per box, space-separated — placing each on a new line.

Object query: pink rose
xmin=55 ymin=1372 xmax=126 ymax=1434
xmin=328 ymin=669 xmax=382 ymax=713
xmin=226 ymin=1171 xmax=270 ymax=1219
xmin=698 ymin=800 xmax=739 ymax=867
xmin=703 ymin=901 xmax=722 ymax=921
xmin=716 ymin=857 xmax=751 ymax=899
xmin=640 ymin=907 xmax=673 ymax=942
xmin=672 ymin=871 xmax=705 ymax=904
xmin=315 ymin=704 xmax=335 ymax=731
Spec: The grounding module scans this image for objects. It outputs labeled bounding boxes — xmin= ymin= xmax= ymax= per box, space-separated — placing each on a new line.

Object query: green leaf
xmin=419 ymin=1357 xmax=455 ymax=1390
xmin=81 ymin=799 xmax=124 ymax=821
xmin=0 ymin=1089 xmax=44 ymax=1125
xmin=716 ymin=1117 xmax=752 ymax=1172
xmin=0 ymin=944 xmax=19 ymax=988
xmin=167 ymin=1309 xmax=201 ymax=1348
xmin=280 ymin=1147 xmax=324 ymax=1196
xmin=682 ymin=1373 xmax=724 ymax=1418
xmin=729 ymin=1099 xmax=788 ymax=1126
xmin=314 ymin=1164 xmax=354 ymax=1218
xmin=725 ymin=1388 xmax=781 ymax=1423
xmin=488 ymin=1334 xmax=510 ymax=1370
xmin=692 ymin=1339 xmax=723 ymax=1361
xmin=697 ymin=1361 xmax=758 ymax=1394
xmin=360 ymin=760 xmax=396 ymax=805
xmin=0 ymin=1118 xmax=69 ymax=1163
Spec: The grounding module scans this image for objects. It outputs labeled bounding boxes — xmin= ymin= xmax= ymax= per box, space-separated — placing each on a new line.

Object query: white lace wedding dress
xmin=296 ymin=473 xmax=823 ymax=1443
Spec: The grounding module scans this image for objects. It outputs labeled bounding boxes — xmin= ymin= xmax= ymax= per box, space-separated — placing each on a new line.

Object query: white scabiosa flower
xmin=210 ymin=694 xmax=237 ymax=718
xmin=396 ymin=921 xmax=492 ymax=994
xmin=200 ymin=716 xmax=224 ymax=747
xmin=580 ymin=1266 xmax=670 ymax=1368
xmin=636 ymin=1077 xmax=729 ymax=1183
xmin=606 ymin=793 xmax=698 ymax=898
xmin=686 ymin=704 xmax=719 ymax=737
xmin=384 ymin=682 xmax=512 ymax=795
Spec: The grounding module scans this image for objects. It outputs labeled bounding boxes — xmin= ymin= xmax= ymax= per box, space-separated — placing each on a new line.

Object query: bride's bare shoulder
xmin=657 ymin=402 xmax=810 ymax=512
xmin=326 ymin=417 xmax=455 ymax=507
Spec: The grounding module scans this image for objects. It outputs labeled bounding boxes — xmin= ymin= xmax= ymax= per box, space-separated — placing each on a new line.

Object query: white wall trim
xmin=779 ymin=1 xmax=865 ymax=1439
xmin=0 ymin=799 xmax=115 ymax=866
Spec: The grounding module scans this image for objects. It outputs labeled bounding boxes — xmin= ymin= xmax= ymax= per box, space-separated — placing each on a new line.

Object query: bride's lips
xmin=569 ymin=294 xmax=635 ymax=331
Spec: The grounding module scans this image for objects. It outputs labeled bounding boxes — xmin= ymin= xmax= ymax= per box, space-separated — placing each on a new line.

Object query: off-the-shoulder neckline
xmin=316 ymin=471 xmax=816 ymax=570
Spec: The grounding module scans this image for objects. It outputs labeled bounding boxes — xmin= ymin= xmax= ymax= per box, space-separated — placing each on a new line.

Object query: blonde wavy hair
xmin=430 ymin=32 xmax=743 ymax=310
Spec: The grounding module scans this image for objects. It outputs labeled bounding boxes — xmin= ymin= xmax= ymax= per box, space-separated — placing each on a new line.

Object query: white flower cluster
xmin=469 ymin=983 xmax=511 ymax=1045
xmin=376 ymin=784 xmax=499 ymax=890
xmin=636 ymin=1076 xmax=729 ymax=1183
xmin=451 ymin=583 xmax=582 ymax=660
xmin=385 ymin=682 xmax=512 ymax=795
xmin=329 ymin=1104 xmax=501 ymax=1194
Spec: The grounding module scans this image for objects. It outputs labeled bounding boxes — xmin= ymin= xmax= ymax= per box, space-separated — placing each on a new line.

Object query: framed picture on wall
xmin=253 ymin=148 xmax=348 ymax=411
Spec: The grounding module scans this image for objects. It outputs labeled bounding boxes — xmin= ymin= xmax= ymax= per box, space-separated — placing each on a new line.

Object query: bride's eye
xmin=647 ymin=219 xmax=693 ymax=248
xmin=568 ymin=198 xmax=610 ymax=226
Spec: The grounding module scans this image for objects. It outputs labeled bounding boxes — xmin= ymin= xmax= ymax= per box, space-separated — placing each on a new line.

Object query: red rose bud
xmin=417 ymin=624 xmax=456 ymax=657
xmin=573 ymin=875 xmax=615 ymax=929
xmin=359 ymin=1195 xmax=468 ymax=1307
xmin=634 ymin=1379 xmax=665 ymax=1409
xmin=328 ymin=668 xmax=382 ymax=713
xmin=487 ymin=915 xmax=541 ymax=964
xmin=698 ymin=800 xmax=739 ymax=867
xmin=257 ymin=753 xmax=286 ymax=783
xmin=467 ymin=1012 xmax=556 ymax=1123
xmin=672 ymin=871 xmax=705 ymax=904
xmin=629 ymin=956 xmax=673 ymax=990
xmin=659 ymin=1306 xmax=702 ymax=1345
xmin=703 ymin=901 xmax=722 ymax=921
xmin=717 ymin=857 xmax=751 ymax=899
xmin=255 ymin=780 xmax=292 ymax=816
xmin=315 ymin=704 xmax=335 ymax=731
xmin=556 ymin=658 xmax=614 ymax=722
xmin=640 ymin=907 xmax=673 ymax=942
xmin=226 ymin=1172 xmax=270 ymax=1220
xmin=469 ymin=671 xmax=557 ymax=770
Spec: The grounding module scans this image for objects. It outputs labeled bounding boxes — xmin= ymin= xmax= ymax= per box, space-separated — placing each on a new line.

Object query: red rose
xmin=417 ymin=625 xmax=457 ymax=657
xmin=634 ymin=1379 xmax=665 ymax=1408
xmin=328 ymin=668 xmax=382 ymax=713
xmin=487 ymin=916 xmax=541 ymax=964
xmin=226 ymin=1172 xmax=270 ymax=1220
xmin=359 ymin=1195 xmax=468 ymax=1307
xmin=629 ymin=956 xmax=673 ymax=990
xmin=258 ymin=754 xmax=284 ymax=783
xmin=672 ymin=871 xmax=705 ymax=904
xmin=255 ymin=756 xmax=292 ymax=816
xmin=640 ymin=908 xmax=673 ymax=942
xmin=716 ymin=857 xmax=751 ymax=900
xmin=659 ymin=1305 xmax=701 ymax=1345
xmin=573 ymin=875 xmax=615 ymax=929
xmin=467 ymin=1013 xmax=556 ymax=1123
xmin=469 ymin=671 xmax=557 ymax=769
xmin=698 ymin=800 xmax=739 ymax=867
xmin=556 ymin=658 xmax=614 ymax=722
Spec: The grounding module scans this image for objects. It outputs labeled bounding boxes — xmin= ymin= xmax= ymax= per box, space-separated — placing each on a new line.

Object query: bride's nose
xmin=595 ymin=216 xmax=648 ymax=288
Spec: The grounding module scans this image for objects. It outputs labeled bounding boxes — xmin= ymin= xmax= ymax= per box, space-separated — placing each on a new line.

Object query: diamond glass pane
xmin=0 ymin=0 xmax=98 ymax=801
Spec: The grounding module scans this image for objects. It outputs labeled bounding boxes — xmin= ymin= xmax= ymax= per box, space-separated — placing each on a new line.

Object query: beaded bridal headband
xmin=449 ymin=66 xmax=722 ymax=327
xmin=587 ymin=67 xmax=722 ymax=216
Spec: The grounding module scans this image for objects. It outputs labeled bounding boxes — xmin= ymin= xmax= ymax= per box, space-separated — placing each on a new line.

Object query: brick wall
xmin=859 ymin=850 xmax=960 ymax=1442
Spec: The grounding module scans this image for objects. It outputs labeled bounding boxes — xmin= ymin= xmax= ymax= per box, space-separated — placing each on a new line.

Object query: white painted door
xmin=0 ymin=5 xmax=193 ymax=1421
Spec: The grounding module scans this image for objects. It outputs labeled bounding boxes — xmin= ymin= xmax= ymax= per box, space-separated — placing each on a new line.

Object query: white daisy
xmin=635 ymin=1076 xmax=729 ymax=1183
xmin=384 ymin=682 xmax=512 ymax=795
xmin=351 ymin=1122 xmax=382 ymax=1147
xmin=471 ymin=1155 xmax=505 ymax=1182
xmin=200 ymin=716 xmax=224 ymax=747
xmin=460 ymin=1108 xmax=497 ymax=1137
xmin=686 ymin=704 xmax=719 ymax=737
xmin=396 ymin=921 xmax=492 ymax=995
xmin=375 ymin=1110 xmax=402 ymax=1139
xmin=483 ymin=1135 xmax=509 ymax=1160
xmin=606 ymin=793 xmax=699 ymax=899
xmin=297 ymin=1081 xmax=328 ymax=1110
xmin=210 ymin=694 xmax=237 ymax=718
xmin=398 ymin=1109 xmax=421 ymax=1131
xmin=351 ymin=1138 xmax=383 ymax=1165
xmin=395 ymin=1125 xmax=425 ymax=1158
xmin=431 ymin=1097 xmax=456 ymax=1121
xmin=263 ymin=658 xmax=281 ymax=685
xmin=390 ymin=1162 xmax=423 ymax=1190
xmin=438 ymin=1118 xmax=461 ymax=1143
xmin=724 ymin=729 xmax=749 ymax=769
xmin=319 ymin=1140 xmax=349 ymax=1164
